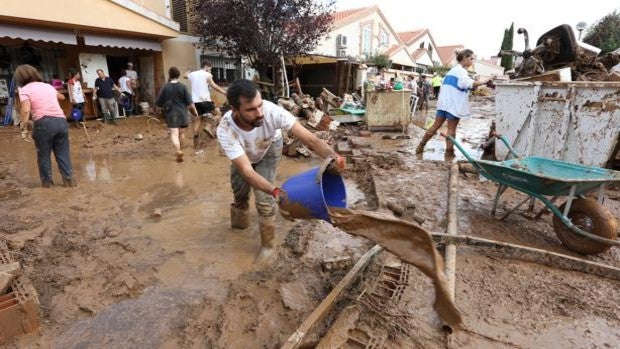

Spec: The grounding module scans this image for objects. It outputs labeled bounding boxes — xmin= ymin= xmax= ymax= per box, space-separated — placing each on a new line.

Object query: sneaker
xmin=176 ymin=150 xmax=184 ymax=163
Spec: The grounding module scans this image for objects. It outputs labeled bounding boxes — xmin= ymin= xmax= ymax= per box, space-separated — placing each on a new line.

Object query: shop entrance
xmin=106 ymin=56 xmax=131 ymax=84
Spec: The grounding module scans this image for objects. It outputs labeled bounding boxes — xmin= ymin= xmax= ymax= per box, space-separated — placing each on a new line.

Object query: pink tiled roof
xmin=397 ymin=29 xmax=426 ymax=46
xmin=383 ymin=45 xmax=401 ymax=57
xmin=411 ymin=48 xmax=427 ymax=60
xmin=332 ymin=6 xmax=377 ymax=27
xmin=437 ymin=45 xmax=464 ymax=65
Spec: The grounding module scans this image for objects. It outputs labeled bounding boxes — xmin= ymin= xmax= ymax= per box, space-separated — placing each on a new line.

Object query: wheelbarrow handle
xmin=440 ymin=131 xmax=480 ymax=166
xmin=490 ymin=132 xmax=520 ymax=159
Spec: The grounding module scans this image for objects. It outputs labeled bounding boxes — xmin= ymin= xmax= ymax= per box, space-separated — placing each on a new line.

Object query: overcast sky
xmin=335 ymin=0 xmax=619 ymax=59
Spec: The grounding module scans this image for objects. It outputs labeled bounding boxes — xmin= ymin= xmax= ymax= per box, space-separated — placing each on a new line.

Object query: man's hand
xmin=325 ymin=154 xmax=346 ymax=175
xmin=273 ymin=188 xmax=295 ymax=221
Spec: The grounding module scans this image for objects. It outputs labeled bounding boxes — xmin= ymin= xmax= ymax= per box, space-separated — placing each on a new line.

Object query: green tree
xmin=583 ymin=10 xmax=620 ymax=54
xmin=365 ymin=53 xmax=392 ymax=69
xmin=193 ymin=0 xmax=335 ymax=95
xmin=500 ymin=22 xmax=514 ymax=71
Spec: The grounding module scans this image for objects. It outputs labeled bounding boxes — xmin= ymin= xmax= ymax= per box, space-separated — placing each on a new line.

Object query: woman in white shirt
xmin=415 ymin=49 xmax=492 ymax=156
xmin=67 ymin=69 xmax=85 ymax=111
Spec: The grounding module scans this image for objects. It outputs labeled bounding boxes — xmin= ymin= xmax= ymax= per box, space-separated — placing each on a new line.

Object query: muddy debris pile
xmin=498 ymin=24 xmax=620 ymax=82
xmin=277 ymin=85 xmax=370 ymax=158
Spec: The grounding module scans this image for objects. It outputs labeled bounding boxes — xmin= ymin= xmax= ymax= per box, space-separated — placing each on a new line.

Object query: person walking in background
xmin=125 ymin=62 xmax=139 ymax=114
xmin=15 ymin=64 xmax=76 ymax=187
xmin=183 ymin=60 xmax=227 ymax=150
xmin=94 ymin=69 xmax=122 ymax=125
xmin=415 ymin=49 xmax=493 ymax=156
xmin=406 ymin=74 xmax=418 ymax=114
xmin=67 ymin=68 xmax=85 ymax=119
xmin=417 ymin=74 xmax=432 ymax=114
xmin=155 ymin=67 xmax=199 ymax=163
xmin=50 ymin=74 xmax=63 ymax=90
xmin=118 ymin=70 xmax=133 ymax=115
xmin=432 ymin=73 xmax=443 ymax=99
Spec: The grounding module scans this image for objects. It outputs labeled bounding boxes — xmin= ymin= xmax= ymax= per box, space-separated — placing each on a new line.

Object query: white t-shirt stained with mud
xmin=217 ymin=100 xmax=296 ymax=163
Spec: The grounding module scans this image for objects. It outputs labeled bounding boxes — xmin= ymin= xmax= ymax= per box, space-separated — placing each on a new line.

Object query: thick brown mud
xmin=0 ymin=97 xmax=618 ymax=348
xmin=329 ymin=208 xmax=462 ymax=329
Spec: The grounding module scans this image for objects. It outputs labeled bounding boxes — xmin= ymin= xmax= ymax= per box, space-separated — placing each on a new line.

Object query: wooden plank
xmin=431 ymin=233 xmax=620 ymax=281
xmin=444 ymin=164 xmax=459 ymax=301
xmin=281 ymin=245 xmax=383 ymax=349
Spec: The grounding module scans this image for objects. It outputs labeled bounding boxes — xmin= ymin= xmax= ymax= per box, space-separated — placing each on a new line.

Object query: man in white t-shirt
xmin=125 ymin=62 xmax=139 ymax=115
xmin=184 ymin=60 xmax=226 ymax=149
xmin=118 ymin=70 xmax=133 ymax=115
xmin=217 ymin=79 xmax=345 ymax=262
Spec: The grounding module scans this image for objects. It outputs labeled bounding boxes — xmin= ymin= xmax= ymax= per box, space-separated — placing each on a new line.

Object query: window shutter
xmin=172 ymin=0 xmax=188 ymax=32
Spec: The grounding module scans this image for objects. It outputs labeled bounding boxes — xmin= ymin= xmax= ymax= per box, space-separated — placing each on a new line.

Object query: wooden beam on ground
xmin=281 ymin=245 xmax=384 ymax=349
xmin=430 ymin=233 xmax=620 ymax=281
xmin=444 ymin=164 xmax=459 ymax=300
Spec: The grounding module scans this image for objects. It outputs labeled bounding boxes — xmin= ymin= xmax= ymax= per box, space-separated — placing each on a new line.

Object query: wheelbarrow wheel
xmin=553 ymin=198 xmax=618 ymax=255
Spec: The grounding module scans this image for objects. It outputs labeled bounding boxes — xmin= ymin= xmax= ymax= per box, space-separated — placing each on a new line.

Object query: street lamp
xmin=576 ymin=21 xmax=587 ymax=41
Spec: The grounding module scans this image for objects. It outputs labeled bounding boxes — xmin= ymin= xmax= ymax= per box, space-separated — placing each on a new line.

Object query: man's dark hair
xmin=96 ymin=69 xmax=104 ymax=74
xmin=168 ymin=66 xmax=180 ymax=81
xmin=227 ymin=79 xmax=258 ymax=108
xmin=201 ymin=60 xmax=212 ymax=68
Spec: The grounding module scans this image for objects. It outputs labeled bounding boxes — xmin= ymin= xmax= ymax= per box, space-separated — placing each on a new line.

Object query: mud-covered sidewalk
xmin=1 ymin=97 xmax=619 ymax=348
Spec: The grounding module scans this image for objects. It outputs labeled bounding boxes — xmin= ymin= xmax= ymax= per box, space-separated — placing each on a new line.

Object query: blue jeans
xmin=230 ymin=139 xmax=283 ymax=217
xmin=32 ymin=117 xmax=74 ymax=185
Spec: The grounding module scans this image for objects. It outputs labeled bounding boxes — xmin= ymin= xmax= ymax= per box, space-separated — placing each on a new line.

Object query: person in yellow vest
xmin=431 ymin=73 xmax=443 ymax=99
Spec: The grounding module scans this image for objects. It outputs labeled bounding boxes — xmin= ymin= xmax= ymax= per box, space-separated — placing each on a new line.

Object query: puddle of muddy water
xmin=376 ymin=99 xmax=493 ymax=163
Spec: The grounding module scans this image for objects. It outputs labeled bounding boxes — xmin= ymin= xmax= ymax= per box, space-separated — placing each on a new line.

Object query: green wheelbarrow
xmin=443 ymin=132 xmax=620 ymax=255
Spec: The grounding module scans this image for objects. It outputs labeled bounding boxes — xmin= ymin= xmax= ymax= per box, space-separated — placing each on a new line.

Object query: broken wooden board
xmin=307 ymin=109 xmax=324 ymax=129
xmin=282 ymin=245 xmax=383 ymax=349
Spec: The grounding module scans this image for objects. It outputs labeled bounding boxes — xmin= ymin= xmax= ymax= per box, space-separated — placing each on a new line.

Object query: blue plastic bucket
xmin=281 ymin=167 xmax=347 ymax=222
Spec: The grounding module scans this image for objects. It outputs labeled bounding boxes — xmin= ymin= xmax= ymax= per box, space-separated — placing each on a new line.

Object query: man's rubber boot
xmin=254 ymin=216 xmax=275 ymax=263
xmin=415 ymin=131 xmax=434 ymax=154
xmin=231 ymin=205 xmax=250 ymax=229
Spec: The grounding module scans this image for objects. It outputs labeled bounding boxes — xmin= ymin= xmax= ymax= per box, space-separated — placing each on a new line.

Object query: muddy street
xmin=1 ymin=97 xmax=619 ymax=348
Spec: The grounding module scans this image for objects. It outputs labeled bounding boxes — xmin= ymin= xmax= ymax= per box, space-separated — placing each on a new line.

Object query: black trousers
xmin=32 ymin=116 xmax=74 ymax=184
